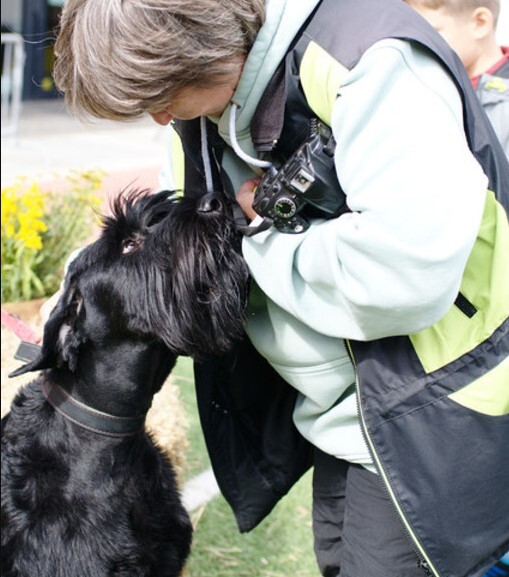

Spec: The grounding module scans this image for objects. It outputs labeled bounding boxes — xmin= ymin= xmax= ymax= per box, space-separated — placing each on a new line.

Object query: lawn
xmin=172 ymin=357 xmax=320 ymax=577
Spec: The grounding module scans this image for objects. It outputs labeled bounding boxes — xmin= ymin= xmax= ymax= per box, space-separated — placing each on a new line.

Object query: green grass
xmin=172 ymin=357 xmax=320 ymax=577
xmin=186 ymin=472 xmax=317 ymax=577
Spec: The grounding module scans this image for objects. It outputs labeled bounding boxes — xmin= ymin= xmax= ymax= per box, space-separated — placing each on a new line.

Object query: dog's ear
xmin=9 ymin=285 xmax=84 ymax=377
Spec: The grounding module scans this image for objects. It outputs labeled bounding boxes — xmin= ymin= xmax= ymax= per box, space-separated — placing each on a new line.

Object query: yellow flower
xmin=21 ymin=184 xmax=45 ymax=217
xmin=20 ymin=230 xmax=43 ymax=250
xmin=2 ymin=172 xmax=102 ymax=303
xmin=6 ymin=184 xmax=49 ymax=251
xmin=1 ymin=188 xmax=19 ymax=237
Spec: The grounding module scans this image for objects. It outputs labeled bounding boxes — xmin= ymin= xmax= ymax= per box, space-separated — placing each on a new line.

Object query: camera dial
xmin=274 ymin=197 xmax=297 ymax=218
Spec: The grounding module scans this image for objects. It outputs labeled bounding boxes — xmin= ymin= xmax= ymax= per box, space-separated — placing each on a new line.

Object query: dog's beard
xmin=150 ymin=198 xmax=250 ymax=358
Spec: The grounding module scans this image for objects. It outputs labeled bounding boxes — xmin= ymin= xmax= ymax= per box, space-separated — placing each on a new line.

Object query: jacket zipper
xmin=344 ymin=339 xmax=438 ymax=577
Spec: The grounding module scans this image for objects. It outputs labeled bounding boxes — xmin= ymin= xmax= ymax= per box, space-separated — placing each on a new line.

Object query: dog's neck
xmin=47 ymin=340 xmax=176 ymax=435
xmin=41 ymin=380 xmax=147 ymax=437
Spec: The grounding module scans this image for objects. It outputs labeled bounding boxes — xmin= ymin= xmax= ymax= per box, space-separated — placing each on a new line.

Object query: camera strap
xmin=232 ymin=200 xmax=274 ymax=237
xmin=237 ymin=218 xmax=274 ymax=237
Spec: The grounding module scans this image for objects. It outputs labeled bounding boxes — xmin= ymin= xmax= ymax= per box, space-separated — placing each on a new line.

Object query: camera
xmin=252 ymin=120 xmax=347 ymax=233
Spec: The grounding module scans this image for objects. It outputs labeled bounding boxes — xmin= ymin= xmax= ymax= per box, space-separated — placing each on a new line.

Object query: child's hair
xmin=405 ymin=0 xmax=500 ymax=23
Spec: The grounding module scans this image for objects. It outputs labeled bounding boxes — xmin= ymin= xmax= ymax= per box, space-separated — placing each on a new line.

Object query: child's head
xmin=404 ymin=0 xmax=501 ymax=75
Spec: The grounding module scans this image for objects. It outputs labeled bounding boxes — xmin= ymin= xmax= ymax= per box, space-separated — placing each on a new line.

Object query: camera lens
xmin=274 ymin=197 xmax=297 ymax=218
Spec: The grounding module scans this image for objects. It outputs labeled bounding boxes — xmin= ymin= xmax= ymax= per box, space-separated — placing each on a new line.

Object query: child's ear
xmin=9 ymin=285 xmax=84 ymax=377
xmin=472 ymin=7 xmax=494 ymax=39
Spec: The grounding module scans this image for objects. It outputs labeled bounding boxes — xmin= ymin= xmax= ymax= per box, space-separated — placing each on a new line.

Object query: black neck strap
xmin=231 ymin=198 xmax=274 ymax=237
xmin=40 ymin=381 xmax=146 ymax=438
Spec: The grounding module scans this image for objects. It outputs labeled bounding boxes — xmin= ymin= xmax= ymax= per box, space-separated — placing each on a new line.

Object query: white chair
xmin=1 ymin=32 xmax=25 ymax=136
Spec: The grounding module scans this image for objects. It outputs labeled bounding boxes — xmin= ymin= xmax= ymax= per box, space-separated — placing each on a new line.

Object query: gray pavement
xmin=1 ymin=99 xmax=169 ymax=189
xmin=182 ymin=468 xmax=221 ymax=512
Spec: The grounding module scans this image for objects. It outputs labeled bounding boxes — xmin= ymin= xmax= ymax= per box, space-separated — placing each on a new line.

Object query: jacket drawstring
xmin=198 ymin=104 xmax=274 ymax=236
xmin=198 ymin=104 xmax=272 ymax=195
xmin=227 ymin=103 xmax=273 ymax=170
xmin=200 ymin=116 xmax=214 ymax=193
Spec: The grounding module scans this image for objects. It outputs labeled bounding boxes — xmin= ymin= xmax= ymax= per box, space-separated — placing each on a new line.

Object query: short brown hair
xmin=53 ymin=0 xmax=265 ymax=120
xmin=404 ymin=0 xmax=500 ymax=21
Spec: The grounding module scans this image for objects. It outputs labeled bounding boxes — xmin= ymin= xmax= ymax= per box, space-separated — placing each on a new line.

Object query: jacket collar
xmin=216 ymin=0 xmax=321 ymax=155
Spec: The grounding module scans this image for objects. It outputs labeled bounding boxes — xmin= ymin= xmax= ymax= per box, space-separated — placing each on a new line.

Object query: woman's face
xmin=149 ymin=83 xmax=237 ymax=124
xmin=149 ymin=58 xmax=245 ymax=124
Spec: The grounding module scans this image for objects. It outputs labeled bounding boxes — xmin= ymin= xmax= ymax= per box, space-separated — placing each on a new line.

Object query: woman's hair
xmin=53 ymin=0 xmax=265 ymax=120
xmin=405 ymin=0 xmax=500 ymax=22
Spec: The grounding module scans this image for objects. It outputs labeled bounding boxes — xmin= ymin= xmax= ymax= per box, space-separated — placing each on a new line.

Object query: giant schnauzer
xmin=1 ymin=189 xmax=250 ymax=577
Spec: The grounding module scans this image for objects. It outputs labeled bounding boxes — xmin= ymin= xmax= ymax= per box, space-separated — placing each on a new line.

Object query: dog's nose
xmin=197 ymin=192 xmax=223 ymax=213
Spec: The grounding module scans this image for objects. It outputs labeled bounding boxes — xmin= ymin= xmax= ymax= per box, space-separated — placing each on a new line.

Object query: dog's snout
xmin=197 ymin=193 xmax=223 ymax=213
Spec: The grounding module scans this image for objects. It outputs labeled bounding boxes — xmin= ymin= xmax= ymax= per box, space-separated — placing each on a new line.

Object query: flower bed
xmin=1 ymin=170 xmax=103 ymax=303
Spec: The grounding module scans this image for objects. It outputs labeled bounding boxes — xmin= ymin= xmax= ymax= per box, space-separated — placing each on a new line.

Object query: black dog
xmin=1 ymin=189 xmax=249 ymax=577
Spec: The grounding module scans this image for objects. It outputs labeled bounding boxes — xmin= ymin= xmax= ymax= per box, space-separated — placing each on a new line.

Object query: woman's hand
xmin=236 ymin=177 xmax=260 ymax=222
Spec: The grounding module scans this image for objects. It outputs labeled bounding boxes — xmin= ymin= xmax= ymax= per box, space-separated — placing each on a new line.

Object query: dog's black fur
xmin=1 ymin=189 xmax=249 ymax=577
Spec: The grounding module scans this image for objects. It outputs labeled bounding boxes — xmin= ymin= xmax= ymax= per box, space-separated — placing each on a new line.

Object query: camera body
xmin=252 ymin=120 xmax=346 ymax=233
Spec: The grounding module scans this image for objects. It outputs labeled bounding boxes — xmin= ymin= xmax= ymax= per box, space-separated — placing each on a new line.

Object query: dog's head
xmin=149 ymin=189 xmax=250 ymax=357
xmin=11 ymin=189 xmax=249 ymax=382
xmin=9 ymin=191 xmax=180 ymax=394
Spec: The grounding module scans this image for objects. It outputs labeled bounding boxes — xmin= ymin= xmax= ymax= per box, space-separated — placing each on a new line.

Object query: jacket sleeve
xmin=242 ymin=39 xmax=488 ymax=341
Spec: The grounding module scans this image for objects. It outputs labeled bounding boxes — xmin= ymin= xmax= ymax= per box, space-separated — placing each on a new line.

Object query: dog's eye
xmin=122 ymin=238 xmax=141 ymax=254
